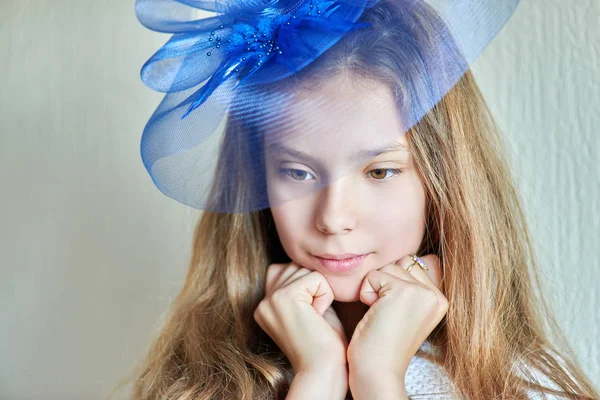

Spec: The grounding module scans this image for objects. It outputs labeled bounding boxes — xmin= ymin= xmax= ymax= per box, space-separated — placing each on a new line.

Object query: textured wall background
xmin=0 ymin=0 xmax=598 ymax=398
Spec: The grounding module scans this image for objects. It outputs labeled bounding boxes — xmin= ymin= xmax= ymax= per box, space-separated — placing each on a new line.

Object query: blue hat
xmin=136 ymin=0 xmax=521 ymax=212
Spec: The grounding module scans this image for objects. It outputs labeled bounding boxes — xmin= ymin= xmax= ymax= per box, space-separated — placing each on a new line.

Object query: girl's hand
xmin=346 ymin=254 xmax=447 ymax=398
xmin=254 ymin=262 xmax=348 ymax=375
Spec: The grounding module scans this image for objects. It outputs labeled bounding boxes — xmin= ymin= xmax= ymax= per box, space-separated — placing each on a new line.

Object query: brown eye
xmin=368 ymin=168 xmax=402 ymax=181
xmin=369 ymin=169 xmax=387 ymax=180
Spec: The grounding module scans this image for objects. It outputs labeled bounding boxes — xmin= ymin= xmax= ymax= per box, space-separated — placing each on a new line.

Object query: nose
xmin=314 ymin=177 xmax=358 ymax=235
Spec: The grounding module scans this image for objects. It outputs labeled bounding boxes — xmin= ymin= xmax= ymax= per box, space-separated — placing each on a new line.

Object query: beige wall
xmin=0 ymin=0 xmax=598 ymax=398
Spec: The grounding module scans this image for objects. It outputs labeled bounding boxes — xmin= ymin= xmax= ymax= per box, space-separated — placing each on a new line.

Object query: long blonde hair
xmin=113 ymin=0 xmax=599 ymax=398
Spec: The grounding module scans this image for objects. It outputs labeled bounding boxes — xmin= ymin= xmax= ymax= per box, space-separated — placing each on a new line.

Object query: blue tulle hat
xmin=136 ymin=0 xmax=521 ymax=212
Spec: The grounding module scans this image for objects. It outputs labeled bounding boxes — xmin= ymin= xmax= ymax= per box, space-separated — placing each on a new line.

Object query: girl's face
xmin=265 ymin=75 xmax=427 ymax=302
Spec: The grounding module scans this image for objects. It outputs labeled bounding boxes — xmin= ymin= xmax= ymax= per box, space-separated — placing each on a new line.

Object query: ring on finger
xmin=404 ymin=254 xmax=430 ymax=272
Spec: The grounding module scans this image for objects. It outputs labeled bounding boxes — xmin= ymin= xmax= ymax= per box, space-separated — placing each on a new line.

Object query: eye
xmin=279 ymin=168 xmax=315 ymax=181
xmin=368 ymin=168 xmax=402 ymax=181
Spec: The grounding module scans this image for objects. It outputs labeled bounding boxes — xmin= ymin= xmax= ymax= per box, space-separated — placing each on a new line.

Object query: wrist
xmin=287 ymin=365 xmax=348 ymax=400
xmin=348 ymin=369 xmax=408 ymax=400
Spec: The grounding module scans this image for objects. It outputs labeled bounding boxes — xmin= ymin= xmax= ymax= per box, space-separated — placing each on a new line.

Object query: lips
xmin=313 ymin=253 xmax=369 ymax=273
xmin=316 ymin=253 xmax=363 ymax=260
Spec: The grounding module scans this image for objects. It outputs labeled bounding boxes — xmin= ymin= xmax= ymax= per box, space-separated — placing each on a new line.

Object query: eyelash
xmin=278 ymin=168 xmax=402 ymax=183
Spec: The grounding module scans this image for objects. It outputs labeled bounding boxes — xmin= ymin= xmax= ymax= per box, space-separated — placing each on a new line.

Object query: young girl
xmin=117 ymin=0 xmax=599 ymax=398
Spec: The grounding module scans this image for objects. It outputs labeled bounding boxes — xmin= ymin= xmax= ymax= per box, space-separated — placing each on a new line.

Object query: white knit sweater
xmin=403 ymin=341 xmax=456 ymax=399
xmin=285 ymin=341 xmax=572 ymax=399
xmin=403 ymin=341 xmax=571 ymax=399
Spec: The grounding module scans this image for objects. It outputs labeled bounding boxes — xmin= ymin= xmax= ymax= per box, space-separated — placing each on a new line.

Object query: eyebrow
xmin=267 ymin=142 xmax=409 ymax=164
xmin=357 ymin=143 xmax=409 ymax=158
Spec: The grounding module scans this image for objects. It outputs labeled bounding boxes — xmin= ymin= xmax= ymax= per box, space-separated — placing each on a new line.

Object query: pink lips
xmin=314 ymin=253 xmax=368 ymax=273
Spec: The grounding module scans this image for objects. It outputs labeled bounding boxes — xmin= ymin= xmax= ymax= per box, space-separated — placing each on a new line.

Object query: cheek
xmin=270 ymin=201 xmax=313 ymax=257
xmin=363 ymin=181 xmax=427 ymax=251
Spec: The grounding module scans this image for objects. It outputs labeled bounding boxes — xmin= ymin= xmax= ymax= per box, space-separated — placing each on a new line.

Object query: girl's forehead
xmin=263 ymin=75 xmax=409 ymax=159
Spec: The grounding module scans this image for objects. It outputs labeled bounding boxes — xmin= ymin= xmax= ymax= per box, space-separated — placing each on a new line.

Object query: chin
xmin=324 ymin=274 xmax=364 ymax=302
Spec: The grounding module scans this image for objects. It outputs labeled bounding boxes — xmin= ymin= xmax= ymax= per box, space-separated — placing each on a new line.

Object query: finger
xmin=292 ymin=271 xmax=334 ymax=315
xmin=395 ymin=254 xmax=443 ymax=294
xmin=278 ymin=263 xmax=312 ymax=288
xmin=267 ymin=262 xmax=304 ymax=295
xmin=377 ymin=258 xmax=419 ymax=283
xmin=359 ymin=269 xmax=404 ymax=306
xmin=265 ymin=263 xmax=287 ymax=296
xmin=380 ymin=256 xmax=448 ymax=322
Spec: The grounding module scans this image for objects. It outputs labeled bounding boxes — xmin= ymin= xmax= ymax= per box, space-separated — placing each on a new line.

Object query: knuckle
xmin=437 ymin=294 xmax=449 ymax=313
xmin=253 ymin=303 xmax=265 ymax=322
xmin=266 ymin=263 xmax=284 ymax=279
xmin=270 ymin=288 xmax=288 ymax=305
xmin=423 ymin=288 xmax=448 ymax=313
xmin=420 ymin=287 xmax=438 ymax=305
xmin=255 ymin=298 xmax=268 ymax=311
